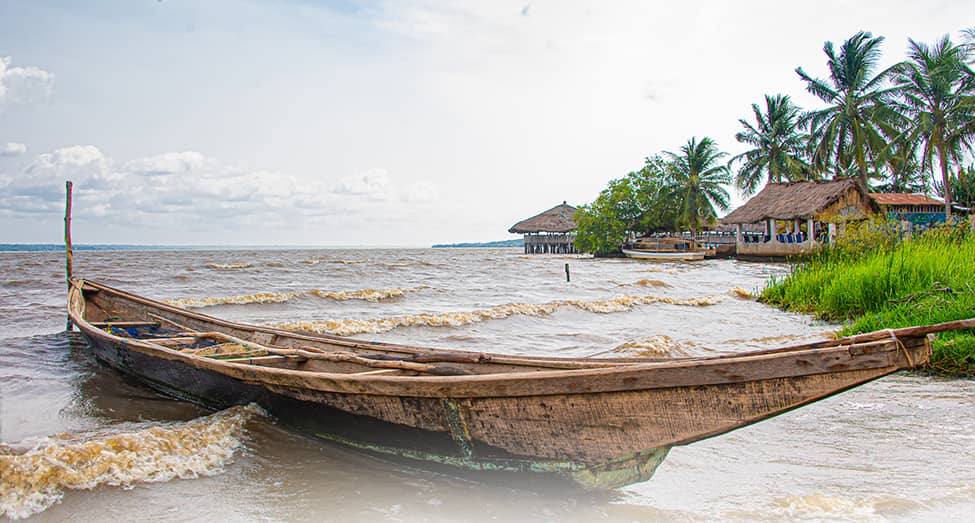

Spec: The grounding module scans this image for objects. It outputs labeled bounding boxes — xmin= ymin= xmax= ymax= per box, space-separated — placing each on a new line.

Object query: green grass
xmin=760 ymin=221 xmax=975 ymax=377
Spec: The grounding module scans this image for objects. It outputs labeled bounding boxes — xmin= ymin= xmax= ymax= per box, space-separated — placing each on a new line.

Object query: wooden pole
xmin=65 ymin=180 xmax=73 ymax=331
xmin=565 ymin=263 xmax=570 ymax=283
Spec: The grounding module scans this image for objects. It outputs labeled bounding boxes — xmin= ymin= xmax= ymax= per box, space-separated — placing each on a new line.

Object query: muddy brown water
xmin=1 ymin=248 xmax=972 ymax=521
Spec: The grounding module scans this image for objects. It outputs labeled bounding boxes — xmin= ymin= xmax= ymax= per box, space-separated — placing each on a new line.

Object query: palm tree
xmin=663 ymin=137 xmax=732 ymax=236
xmin=730 ymin=94 xmax=813 ymax=196
xmin=874 ymin=138 xmax=927 ymax=193
xmin=796 ymin=31 xmax=906 ymax=186
xmin=950 ymin=163 xmax=975 ymax=209
xmin=894 ymin=34 xmax=975 ymax=216
xmin=963 ymin=28 xmax=975 ymax=56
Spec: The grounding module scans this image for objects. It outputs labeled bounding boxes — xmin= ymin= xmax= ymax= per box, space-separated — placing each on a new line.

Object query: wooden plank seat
xmin=90 ymin=321 xmax=160 ymax=328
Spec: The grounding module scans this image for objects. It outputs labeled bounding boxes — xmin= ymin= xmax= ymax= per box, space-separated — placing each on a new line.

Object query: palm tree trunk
xmin=938 ymin=146 xmax=953 ymax=218
xmin=856 ymin=150 xmax=869 ymax=187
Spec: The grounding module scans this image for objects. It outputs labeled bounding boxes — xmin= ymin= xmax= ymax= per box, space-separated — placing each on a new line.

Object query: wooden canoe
xmin=67 ymin=278 xmax=966 ymax=489
xmin=623 ymin=238 xmax=707 ymax=261
xmin=621 ymin=248 xmax=706 ymax=261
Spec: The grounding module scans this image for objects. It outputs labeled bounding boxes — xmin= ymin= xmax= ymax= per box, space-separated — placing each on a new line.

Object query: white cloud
xmin=0 ymin=146 xmax=438 ymax=237
xmin=0 ymin=146 xmax=115 ymax=216
xmin=1 ymin=142 xmax=27 ymax=156
xmin=333 ymin=168 xmax=392 ymax=198
xmin=0 ymin=56 xmax=54 ymax=106
xmin=123 ymin=151 xmax=210 ymax=176
xmin=27 ymin=145 xmax=120 ymax=189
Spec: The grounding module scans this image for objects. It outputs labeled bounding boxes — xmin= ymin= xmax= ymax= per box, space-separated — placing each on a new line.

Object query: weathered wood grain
xmin=66 ymin=278 xmax=952 ymax=487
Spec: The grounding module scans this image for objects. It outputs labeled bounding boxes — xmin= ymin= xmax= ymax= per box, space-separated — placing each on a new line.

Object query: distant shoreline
xmin=2 ymin=240 xmax=529 ymax=252
xmin=0 ymin=244 xmax=429 ymax=252
xmin=0 ymin=244 xmax=197 ymax=252
xmin=431 ymin=239 xmax=524 ymax=249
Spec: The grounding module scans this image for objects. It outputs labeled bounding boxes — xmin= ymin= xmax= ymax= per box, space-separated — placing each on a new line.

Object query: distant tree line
xmin=575 ymin=29 xmax=975 ymax=256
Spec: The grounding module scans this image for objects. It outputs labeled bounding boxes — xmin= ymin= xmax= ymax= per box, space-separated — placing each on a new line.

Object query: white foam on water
xmin=165 ymin=286 xmax=427 ymax=308
xmin=611 ymin=334 xmax=692 ymax=357
xmin=0 ymin=404 xmax=264 ymax=520
xmin=272 ymin=293 xmax=725 ymax=336
xmin=206 ymin=263 xmax=252 ymax=269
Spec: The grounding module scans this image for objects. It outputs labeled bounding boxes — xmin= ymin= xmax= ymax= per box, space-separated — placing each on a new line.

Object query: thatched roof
xmin=721 ymin=178 xmax=878 ymax=224
xmin=509 ymin=202 xmax=578 ymax=234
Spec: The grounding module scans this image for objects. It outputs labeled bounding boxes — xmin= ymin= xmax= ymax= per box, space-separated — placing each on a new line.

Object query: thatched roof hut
xmin=721 ymin=178 xmax=878 ymax=225
xmin=509 ymin=202 xmax=578 ymax=254
xmin=509 ymin=202 xmax=578 ymax=234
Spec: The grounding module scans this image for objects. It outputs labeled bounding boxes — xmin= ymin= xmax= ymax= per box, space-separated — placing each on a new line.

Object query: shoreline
xmin=759 ymin=222 xmax=975 ymax=377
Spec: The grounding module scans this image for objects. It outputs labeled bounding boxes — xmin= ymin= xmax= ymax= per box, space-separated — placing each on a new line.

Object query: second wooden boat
xmin=68 ymin=278 xmax=964 ymax=489
xmin=622 ymin=237 xmax=707 ymax=261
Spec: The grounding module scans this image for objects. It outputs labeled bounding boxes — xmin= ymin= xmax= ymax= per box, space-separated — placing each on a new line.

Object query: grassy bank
xmin=760 ymin=221 xmax=975 ymax=376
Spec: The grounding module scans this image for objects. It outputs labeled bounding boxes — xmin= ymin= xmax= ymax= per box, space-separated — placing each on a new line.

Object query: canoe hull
xmin=622 ymin=248 xmax=706 ymax=261
xmin=69 ymin=279 xmax=937 ymax=489
xmin=82 ymin=328 xmax=670 ymax=489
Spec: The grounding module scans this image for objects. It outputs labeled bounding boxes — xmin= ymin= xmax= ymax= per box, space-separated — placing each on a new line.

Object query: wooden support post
xmin=64 ymin=180 xmax=74 ymax=331
xmin=565 ymin=263 xmax=570 ymax=283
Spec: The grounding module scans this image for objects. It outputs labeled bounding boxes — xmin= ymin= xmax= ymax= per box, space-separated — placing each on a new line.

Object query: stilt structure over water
xmin=509 ymin=202 xmax=578 ymax=254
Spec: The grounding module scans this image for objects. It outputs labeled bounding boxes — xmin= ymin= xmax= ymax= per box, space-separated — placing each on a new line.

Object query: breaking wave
xmin=770 ymin=493 xmax=888 ymax=522
xmin=633 ymin=279 xmax=670 ymax=287
xmin=0 ymin=404 xmax=263 ymax=520
xmin=309 ymin=288 xmax=426 ymax=302
xmin=328 ymin=259 xmax=369 ymax=265
xmin=611 ymin=334 xmax=692 ymax=357
xmin=206 ymin=263 xmax=251 ymax=269
xmin=729 ymin=286 xmax=754 ymax=299
xmin=272 ymin=293 xmax=724 ymax=336
xmin=165 ymin=287 xmax=426 ymax=309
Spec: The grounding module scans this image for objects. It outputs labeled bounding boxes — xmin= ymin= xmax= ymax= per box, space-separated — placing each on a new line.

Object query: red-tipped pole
xmin=65 ymin=180 xmax=73 ymax=331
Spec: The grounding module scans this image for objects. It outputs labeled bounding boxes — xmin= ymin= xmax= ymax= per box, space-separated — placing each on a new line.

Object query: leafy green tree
xmin=574 ymin=178 xmax=638 ymax=256
xmin=796 ymin=31 xmax=906 ymax=185
xmin=663 ymin=137 xmax=732 ymax=236
xmin=894 ymin=33 xmax=975 ymax=216
xmin=629 ymin=156 xmax=681 ymax=235
xmin=730 ymin=94 xmax=814 ymax=196
xmin=574 ymin=156 xmax=679 ymax=256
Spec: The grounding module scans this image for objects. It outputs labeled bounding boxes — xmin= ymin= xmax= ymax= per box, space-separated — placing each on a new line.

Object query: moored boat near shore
xmin=67 ymin=278 xmax=971 ymax=490
xmin=622 ymin=237 xmax=707 ymax=261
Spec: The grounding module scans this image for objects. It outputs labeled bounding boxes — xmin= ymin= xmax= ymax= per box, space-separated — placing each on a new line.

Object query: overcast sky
xmin=0 ymin=1 xmax=970 ymax=246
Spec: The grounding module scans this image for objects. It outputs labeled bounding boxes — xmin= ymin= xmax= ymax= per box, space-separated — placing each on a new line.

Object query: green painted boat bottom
xmin=314 ymin=431 xmax=672 ymax=490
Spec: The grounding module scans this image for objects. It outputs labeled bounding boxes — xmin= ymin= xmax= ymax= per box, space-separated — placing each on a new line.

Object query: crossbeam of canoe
xmin=95 ymin=310 xmax=970 ymax=378
xmin=98 ymin=313 xmax=638 ymax=376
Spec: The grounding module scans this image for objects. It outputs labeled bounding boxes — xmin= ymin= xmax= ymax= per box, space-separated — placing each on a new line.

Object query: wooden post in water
xmin=565 ymin=263 xmax=570 ymax=283
xmin=65 ymin=180 xmax=74 ymax=331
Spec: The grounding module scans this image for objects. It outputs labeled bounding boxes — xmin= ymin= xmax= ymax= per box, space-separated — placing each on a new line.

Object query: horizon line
xmin=0 ymin=241 xmax=523 ymax=252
